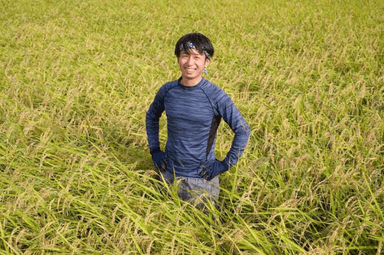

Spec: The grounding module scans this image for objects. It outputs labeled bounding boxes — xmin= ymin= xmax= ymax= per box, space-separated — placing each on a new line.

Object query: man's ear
xmin=205 ymin=58 xmax=211 ymax=67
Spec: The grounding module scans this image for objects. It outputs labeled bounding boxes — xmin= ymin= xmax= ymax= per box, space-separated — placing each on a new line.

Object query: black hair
xmin=174 ymin=33 xmax=214 ymax=59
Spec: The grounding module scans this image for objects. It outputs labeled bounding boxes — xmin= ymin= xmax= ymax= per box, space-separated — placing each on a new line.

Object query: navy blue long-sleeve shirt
xmin=146 ymin=78 xmax=250 ymax=178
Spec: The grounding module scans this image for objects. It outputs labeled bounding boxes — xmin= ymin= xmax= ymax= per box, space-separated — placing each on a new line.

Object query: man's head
xmin=175 ymin=33 xmax=214 ymax=85
xmin=174 ymin=33 xmax=214 ymax=60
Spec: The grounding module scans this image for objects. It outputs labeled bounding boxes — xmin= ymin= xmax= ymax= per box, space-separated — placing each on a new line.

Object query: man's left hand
xmin=200 ymin=159 xmax=228 ymax=181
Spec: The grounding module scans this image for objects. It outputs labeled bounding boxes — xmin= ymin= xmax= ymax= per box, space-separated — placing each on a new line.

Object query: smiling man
xmin=146 ymin=33 xmax=250 ymax=205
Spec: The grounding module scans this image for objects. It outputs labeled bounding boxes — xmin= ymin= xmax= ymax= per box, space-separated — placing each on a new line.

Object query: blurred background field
xmin=1 ymin=0 xmax=384 ymax=254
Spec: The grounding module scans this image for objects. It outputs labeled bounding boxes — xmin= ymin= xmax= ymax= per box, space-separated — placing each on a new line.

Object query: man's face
xmin=178 ymin=49 xmax=210 ymax=82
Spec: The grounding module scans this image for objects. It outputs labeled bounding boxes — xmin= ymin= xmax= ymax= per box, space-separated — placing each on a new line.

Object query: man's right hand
xmin=150 ymin=148 xmax=166 ymax=172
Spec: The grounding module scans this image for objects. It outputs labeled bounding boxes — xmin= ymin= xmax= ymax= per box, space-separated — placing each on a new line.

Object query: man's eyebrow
xmin=182 ymin=51 xmax=203 ymax=56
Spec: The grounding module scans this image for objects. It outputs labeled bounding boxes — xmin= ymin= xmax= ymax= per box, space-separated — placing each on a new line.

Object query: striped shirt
xmin=146 ymin=78 xmax=250 ymax=178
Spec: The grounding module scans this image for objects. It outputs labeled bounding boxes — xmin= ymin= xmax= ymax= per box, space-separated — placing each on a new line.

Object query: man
xmin=146 ymin=33 xmax=250 ymax=205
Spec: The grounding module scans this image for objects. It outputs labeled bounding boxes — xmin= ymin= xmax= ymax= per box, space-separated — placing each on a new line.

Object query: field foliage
xmin=1 ymin=0 xmax=384 ymax=254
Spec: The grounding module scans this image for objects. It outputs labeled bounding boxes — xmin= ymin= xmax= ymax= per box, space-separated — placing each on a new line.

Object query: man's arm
xmin=200 ymin=89 xmax=250 ymax=180
xmin=145 ymin=87 xmax=166 ymax=172
xmin=146 ymin=86 xmax=166 ymax=162
xmin=219 ymin=96 xmax=250 ymax=169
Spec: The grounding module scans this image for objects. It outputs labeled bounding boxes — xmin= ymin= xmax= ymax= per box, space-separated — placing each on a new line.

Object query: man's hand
xmin=150 ymin=148 xmax=166 ymax=173
xmin=200 ymin=159 xmax=228 ymax=181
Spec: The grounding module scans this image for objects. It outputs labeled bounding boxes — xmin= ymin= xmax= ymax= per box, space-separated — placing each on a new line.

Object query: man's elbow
xmin=238 ymin=119 xmax=250 ymax=139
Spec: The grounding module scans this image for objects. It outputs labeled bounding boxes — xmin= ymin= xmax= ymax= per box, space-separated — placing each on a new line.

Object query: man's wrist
xmin=221 ymin=160 xmax=230 ymax=171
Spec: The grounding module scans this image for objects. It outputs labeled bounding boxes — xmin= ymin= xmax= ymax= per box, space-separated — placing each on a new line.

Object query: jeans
xmin=161 ymin=171 xmax=220 ymax=205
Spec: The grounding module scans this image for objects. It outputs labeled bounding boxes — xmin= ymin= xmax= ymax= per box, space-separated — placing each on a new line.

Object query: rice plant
xmin=1 ymin=0 xmax=383 ymax=254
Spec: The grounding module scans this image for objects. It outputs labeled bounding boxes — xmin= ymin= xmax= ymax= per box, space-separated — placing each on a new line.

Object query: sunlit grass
xmin=1 ymin=0 xmax=384 ymax=254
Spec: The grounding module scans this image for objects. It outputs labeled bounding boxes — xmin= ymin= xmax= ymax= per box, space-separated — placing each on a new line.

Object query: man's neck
xmin=181 ymin=77 xmax=202 ymax=87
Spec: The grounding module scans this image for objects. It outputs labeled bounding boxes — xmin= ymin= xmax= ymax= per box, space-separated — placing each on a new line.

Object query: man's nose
xmin=186 ymin=55 xmax=194 ymax=65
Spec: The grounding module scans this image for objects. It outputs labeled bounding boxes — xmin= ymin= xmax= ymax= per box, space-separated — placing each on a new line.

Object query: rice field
xmin=1 ymin=0 xmax=384 ymax=254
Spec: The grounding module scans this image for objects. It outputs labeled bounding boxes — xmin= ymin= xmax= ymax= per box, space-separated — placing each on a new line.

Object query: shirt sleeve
xmin=145 ymin=85 xmax=167 ymax=153
xmin=216 ymin=90 xmax=250 ymax=169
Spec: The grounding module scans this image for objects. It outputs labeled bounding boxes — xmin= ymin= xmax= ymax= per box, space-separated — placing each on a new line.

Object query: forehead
xmin=180 ymin=49 xmax=204 ymax=56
